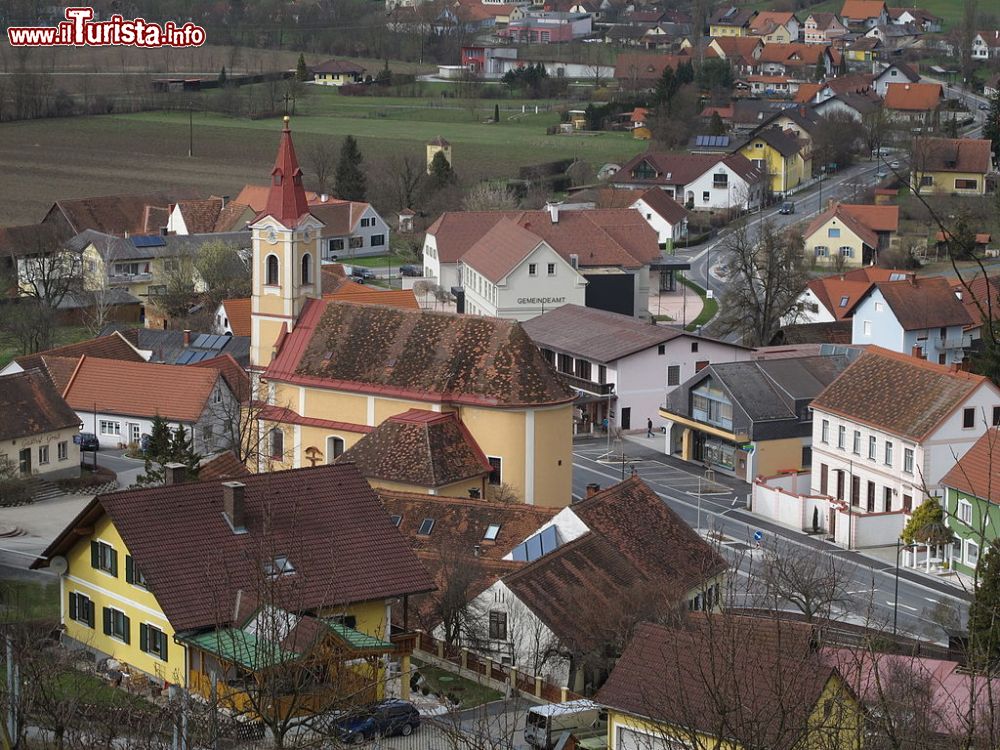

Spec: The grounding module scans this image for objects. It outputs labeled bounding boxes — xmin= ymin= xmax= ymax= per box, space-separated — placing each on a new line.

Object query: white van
xmin=524 ymin=700 xmax=607 ymax=749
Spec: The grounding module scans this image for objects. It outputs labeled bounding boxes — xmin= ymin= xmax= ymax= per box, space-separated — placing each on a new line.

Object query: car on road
xmin=876 ymin=170 xmax=887 ymax=179
xmin=890 ymin=160 xmax=900 ymax=169
xmin=79 ymin=432 xmax=99 ymax=451
xmin=330 ymin=700 xmax=420 ymax=744
xmin=350 ymin=266 xmax=376 ymax=281
xmin=399 ymin=264 xmax=422 ymax=277
xmin=980 ymin=102 xmax=990 ymax=111
xmin=778 ymin=201 xmax=795 ymax=215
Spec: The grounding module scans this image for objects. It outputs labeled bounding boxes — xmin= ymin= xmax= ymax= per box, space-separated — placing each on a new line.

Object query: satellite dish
xmin=48 ymin=556 xmax=68 ymax=575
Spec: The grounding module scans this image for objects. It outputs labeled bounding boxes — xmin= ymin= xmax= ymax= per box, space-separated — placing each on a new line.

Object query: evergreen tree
xmin=428 ymin=150 xmax=455 ymax=187
xmin=168 ymin=424 xmax=199 ymax=468
xmin=375 ymin=59 xmax=392 ymax=86
xmin=708 ymin=111 xmax=727 ymax=135
xmin=147 ymin=414 xmax=172 ymax=458
xmin=969 ymin=539 xmax=1000 ymax=667
xmin=984 ymin=88 xmax=1000 ymax=163
xmin=814 ymin=57 xmax=825 ymax=83
xmin=295 ymin=53 xmax=309 ymax=82
xmin=136 ymin=421 xmax=201 ymax=485
xmin=677 ymin=59 xmax=695 ymax=85
xmin=655 ymin=66 xmax=680 ymax=109
xmin=494 ymin=103 xmax=500 ymax=123
xmin=218 ymin=66 xmax=227 ymax=87
xmin=901 ymin=497 xmax=944 ymax=544
xmin=335 ymin=135 xmax=367 ymax=201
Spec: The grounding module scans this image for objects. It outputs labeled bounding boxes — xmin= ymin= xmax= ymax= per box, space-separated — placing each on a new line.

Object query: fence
xmin=412 ymin=630 xmax=578 ymax=705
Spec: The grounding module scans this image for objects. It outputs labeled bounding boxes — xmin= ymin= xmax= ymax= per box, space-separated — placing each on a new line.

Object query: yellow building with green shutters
xmin=33 ymin=462 xmax=434 ymax=713
xmin=739 ymin=126 xmax=811 ymax=195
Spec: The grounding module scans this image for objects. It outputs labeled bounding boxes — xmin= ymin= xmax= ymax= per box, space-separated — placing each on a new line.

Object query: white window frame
xmin=100 ymin=420 xmax=121 ymax=436
xmin=821 ymin=419 xmax=829 ymax=444
xmin=966 ymin=538 xmax=980 ymax=567
xmin=903 ymin=447 xmax=914 ymax=474
xmin=957 ymin=499 xmax=973 ymax=525
xmin=58 ymin=441 xmax=68 ymax=461
xmin=38 ymin=445 xmax=49 ymax=464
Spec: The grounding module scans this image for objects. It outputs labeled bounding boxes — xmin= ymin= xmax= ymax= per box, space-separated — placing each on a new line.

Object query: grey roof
xmin=98 ymin=325 xmax=251 ymax=368
xmin=69 ymin=230 xmax=250 ymax=261
xmin=56 ymin=288 xmax=140 ymax=310
xmin=522 ymin=304 xmax=688 ymax=362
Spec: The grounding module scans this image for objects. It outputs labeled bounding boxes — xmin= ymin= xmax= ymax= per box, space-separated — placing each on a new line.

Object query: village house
xmin=311 ymin=59 xmax=366 ymax=85
xmin=748 ymin=11 xmax=800 ymax=44
xmin=756 ymin=43 xmax=835 ymax=77
xmin=708 ymin=6 xmax=756 ymax=37
xmin=845 ymin=36 xmax=883 ymax=64
xmin=951 ymin=272 xmax=1000 ymax=345
xmin=809 ymin=347 xmax=1000 ymax=540
xmin=460 ymin=477 xmax=728 ymax=692
xmin=872 ymin=62 xmax=920 ymax=96
xmin=249 ymin=119 xmax=576 ymax=507
xmin=737 ymin=126 xmax=811 ymax=195
xmin=497 ymin=10 xmax=592 ymax=43
xmin=803 ymin=12 xmax=848 ymax=44
xmin=888 ymin=7 xmax=941 ymax=32
xmin=660 ymin=352 xmax=852 ymax=480
xmin=802 ymin=203 xmax=900 ymax=267
xmin=612 ymin=152 xmax=764 ymax=211
xmin=850 ymin=275 xmax=973 ymax=365
xmin=707 ymin=36 xmax=764 ymax=75
xmin=166 ymin=197 xmax=253 ymax=235
xmin=613 ymin=53 xmax=691 ymax=92
xmin=32 ymin=463 xmax=434 ymax=708
xmin=912 ymin=137 xmax=994 ymax=197
xmin=883 ymin=82 xmax=942 ymax=127
xmin=40 ymin=191 xmax=201 ymax=240
xmin=523 ymin=304 xmax=750 ymax=436
xmin=0 ymin=369 xmax=81 ymax=481
xmin=629 ymin=188 xmax=689 ymax=248
xmin=840 ymin=0 xmax=888 ymax=29
xmin=786 ymin=266 xmax=910 ymax=325
xmin=972 ymin=30 xmax=1000 ymax=61
xmin=941 ymin=429 xmax=1000 ymax=576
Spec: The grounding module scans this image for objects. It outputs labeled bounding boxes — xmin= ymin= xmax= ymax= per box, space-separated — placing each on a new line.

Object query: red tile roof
xmin=758 ymin=43 xmax=830 ymax=66
xmin=806 ymin=266 xmax=906 ymax=320
xmin=941 ymin=428 xmax=1000 ymax=504
xmin=174 ymin=198 xmax=224 ymax=233
xmin=614 ymin=53 xmax=689 ymax=82
xmin=634 ymin=188 xmax=689 ymax=225
xmin=336 ymin=409 xmax=492 ymax=488
xmin=884 ymin=82 xmax=942 ymax=112
xmin=222 ymin=297 xmax=252 ymax=337
xmin=872 ymin=275 xmax=973 ymax=330
xmin=197 ymin=450 xmax=251 ymax=481
xmin=750 ymin=11 xmax=796 ymax=34
xmin=794 ymin=83 xmax=823 ymax=103
xmin=811 ymin=346 xmax=992 ymax=441
xmin=711 ymin=36 xmax=763 ymax=64
xmin=0 ymin=369 xmax=80 ymax=442
xmin=804 ymin=204 xmax=878 ymax=249
xmin=13 ymin=332 xmax=144 ymax=374
xmin=841 ymin=0 xmax=886 ymax=20
xmin=838 ymin=203 xmax=899 ymax=232
xmin=257 ymin=119 xmax=311 ymax=229
xmin=916 ymin=137 xmax=993 ymax=174
xmin=62 ymin=356 xmax=223 ymax=422
xmin=191 ymin=353 xmax=251 ymax=403
xmin=325 ymin=287 xmax=420 ymax=309
xmin=459 ymin=219 xmax=545 ymax=283
xmin=265 ymin=300 xmax=575 ymax=408
xmin=950 ymin=273 xmax=1000 ymax=328
xmin=312 ymin=59 xmax=365 ymax=74
xmin=35 ymin=464 xmax=435 ymax=632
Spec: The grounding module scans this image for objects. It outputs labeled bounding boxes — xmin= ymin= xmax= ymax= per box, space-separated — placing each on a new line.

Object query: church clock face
xmin=303 ymin=227 xmax=312 ymax=241
xmin=267 ymin=228 xmax=278 ymax=244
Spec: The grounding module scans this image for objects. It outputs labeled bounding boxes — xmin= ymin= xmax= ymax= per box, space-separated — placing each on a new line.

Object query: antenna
xmin=48 ymin=556 xmax=68 ymax=575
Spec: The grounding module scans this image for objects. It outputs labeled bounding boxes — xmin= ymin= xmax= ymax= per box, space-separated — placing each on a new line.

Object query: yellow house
xmin=250 ymin=120 xmax=576 ymax=508
xmin=597 ymin=618 xmax=863 ymax=750
xmin=709 ymin=7 xmax=756 ymax=37
xmin=802 ymin=203 xmax=899 ymax=267
xmin=32 ymin=462 xmax=434 ymax=712
xmin=311 ymin=59 xmax=365 ymax=86
xmin=739 ymin=126 xmax=811 ymax=195
xmin=912 ymin=136 xmax=993 ymax=197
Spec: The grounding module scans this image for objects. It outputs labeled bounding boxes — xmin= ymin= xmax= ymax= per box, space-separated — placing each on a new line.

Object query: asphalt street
xmin=571 ymin=438 xmax=969 ymax=644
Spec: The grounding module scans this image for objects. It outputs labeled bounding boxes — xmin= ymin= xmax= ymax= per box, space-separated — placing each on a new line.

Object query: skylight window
xmin=390 ymin=514 xmax=402 ymax=528
xmin=484 ymin=524 xmax=502 ymax=541
xmin=418 ymin=518 xmax=435 ymax=536
xmin=263 ymin=556 xmax=295 ymax=578
xmin=838 ymin=295 xmax=850 ymax=307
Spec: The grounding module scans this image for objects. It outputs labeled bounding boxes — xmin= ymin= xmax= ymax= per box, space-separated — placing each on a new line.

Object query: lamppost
xmin=893 ymin=536 xmax=903 ymax=635
xmin=817 ymin=164 xmax=827 ymax=213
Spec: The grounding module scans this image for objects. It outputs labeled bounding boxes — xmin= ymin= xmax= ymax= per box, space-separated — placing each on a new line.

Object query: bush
xmin=420 ymin=685 xmax=430 ymax=696
xmin=0 ymin=478 xmax=32 ymax=506
xmin=57 ymin=465 xmax=117 ymax=492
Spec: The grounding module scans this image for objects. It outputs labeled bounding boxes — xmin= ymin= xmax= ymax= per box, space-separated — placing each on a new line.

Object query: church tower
xmin=250 ymin=117 xmax=325 ymax=371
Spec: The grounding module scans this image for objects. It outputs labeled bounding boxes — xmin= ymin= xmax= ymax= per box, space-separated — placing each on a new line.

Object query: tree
xmin=462 ymin=181 xmax=518 ymax=211
xmin=334 ymin=135 xmax=366 ymax=201
xmin=676 ymin=58 xmax=695 ymax=85
xmin=862 ymin=104 xmax=891 ymax=157
xmin=374 ymin=59 xmax=392 ymax=86
xmin=421 ymin=545 xmax=485 ymax=646
xmin=136 ymin=421 xmax=201 ymax=485
xmin=307 ymin=139 xmax=338 ymax=196
xmin=812 ymin=112 xmax=860 ymax=171
xmin=654 ymin=65 xmax=679 ymax=109
xmin=959 ymin=0 xmax=979 ymax=84
xmin=294 ymin=52 xmax=309 ymax=82
xmin=901 ymin=497 xmax=945 ymax=545
xmin=428 ymin=150 xmax=456 ymax=189
xmin=149 ymin=250 xmax=197 ymax=321
xmin=708 ymin=110 xmax=727 ymax=135
xmin=984 ymin=88 xmax=1000 ymax=163
xmin=760 ymin=546 xmax=854 ymax=622
xmin=696 ymin=59 xmax=733 ymax=95
xmin=194 ymin=240 xmax=251 ymax=305
xmin=968 ymin=539 xmax=1000 ymax=666
xmin=713 ymin=220 xmax=810 ymax=346
xmin=814 ymin=56 xmax=825 ymax=83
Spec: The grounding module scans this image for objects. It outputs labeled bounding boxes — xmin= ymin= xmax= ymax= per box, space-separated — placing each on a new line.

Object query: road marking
xmin=887 ymin=601 xmax=917 ymax=612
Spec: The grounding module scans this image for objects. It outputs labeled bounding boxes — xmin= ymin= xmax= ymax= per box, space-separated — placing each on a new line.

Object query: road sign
xmin=72 ymin=434 xmax=81 ymax=444
xmin=753 ymin=530 xmax=763 ymax=542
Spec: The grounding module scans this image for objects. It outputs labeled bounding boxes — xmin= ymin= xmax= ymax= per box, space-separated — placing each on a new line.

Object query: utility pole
xmin=188 ymin=108 xmax=193 ymax=158
xmin=893 ymin=537 xmax=902 ymax=636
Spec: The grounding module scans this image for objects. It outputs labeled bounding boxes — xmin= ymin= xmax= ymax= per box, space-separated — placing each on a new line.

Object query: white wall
xmin=751 ymin=472 xmax=829 ymax=531
xmin=686 ymin=164 xmax=762 ymax=211
xmin=421 ymin=233 xmax=460 ymax=291
xmin=786 ymin=287 xmax=836 ymax=325
xmin=630 ymin=198 xmax=681 ymax=245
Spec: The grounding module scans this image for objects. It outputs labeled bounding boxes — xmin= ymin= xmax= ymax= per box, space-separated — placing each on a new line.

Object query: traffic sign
xmin=72 ymin=434 xmax=81 ymax=444
xmin=753 ymin=530 xmax=763 ymax=542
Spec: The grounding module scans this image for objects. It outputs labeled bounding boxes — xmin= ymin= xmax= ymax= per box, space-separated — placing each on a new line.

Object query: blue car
xmin=331 ymin=700 xmax=420 ymax=744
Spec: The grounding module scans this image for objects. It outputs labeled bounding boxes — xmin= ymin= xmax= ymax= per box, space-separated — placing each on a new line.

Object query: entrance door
xmin=18 ymin=447 xmax=31 ymax=476
xmin=128 ymin=423 xmax=141 ymax=445
xmin=621 ymin=407 xmax=631 ymax=430
xmin=829 ymin=508 xmax=837 ymax=537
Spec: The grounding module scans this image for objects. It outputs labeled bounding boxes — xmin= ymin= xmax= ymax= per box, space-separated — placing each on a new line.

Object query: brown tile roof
xmin=336 ymin=409 xmax=492 ymax=488
xmin=771 ymin=320 xmax=853 ymax=345
xmin=841 ymin=0 xmax=886 ymax=19
xmin=709 ymin=6 xmax=756 ymax=26
xmin=941 ymin=428 xmax=1000 ymax=504
xmin=750 ymin=11 xmax=796 ymax=33
xmin=711 ymin=36 xmax=763 ymax=63
xmin=597 ymin=616 xmax=838 ymax=750
xmin=915 ymin=137 xmax=993 ymax=174
xmin=222 ymin=297 xmax=252 ymax=337
xmin=213 ymin=201 xmax=253 ymax=232
xmin=62 ymin=356 xmax=223 ymax=423
xmin=459 ymin=219 xmax=545 ymax=283
xmin=884 ymin=82 xmax=942 ymax=112
xmin=827 ymin=72 xmax=875 ymax=94
xmin=426 ymin=208 xmax=659 ymax=269
xmin=804 ymin=203 xmax=878 ymax=249
xmin=614 ymin=53 xmax=689 ymax=82
xmin=615 ymin=152 xmax=761 ymax=190
xmin=746 ymin=126 xmax=803 ymax=157
xmin=811 ymin=346 xmax=992 ymax=441
xmin=175 ymin=198 xmax=224 ymax=233
xmin=758 ymin=43 xmax=829 ymax=66
xmin=266 ymin=299 xmax=575 ymax=408
xmin=191 ymin=353 xmax=251 ymax=403
xmin=197 ymin=450 xmax=251 ymax=481
xmin=0 ymin=369 xmax=80 ymax=442
xmin=0 ymin=222 xmax=72 ymax=258
xmin=794 ymin=83 xmax=823 ymax=103
xmin=951 ymin=273 xmax=1000 ymax=328
xmin=28 ymin=356 xmax=85 ymax=393
xmin=35 ymin=463 xmax=434 ymax=632
xmin=635 ymin=188 xmax=689 ymax=225
xmin=806 ymin=266 xmax=907 ymax=320
xmin=50 ymin=191 xmax=198 ymax=236
xmin=312 ymin=59 xmax=365 ymax=74
xmin=807 ymin=12 xmax=841 ymax=29
xmin=325 ymin=286 xmax=421 ymax=310
xmin=14 ymin=332 xmax=145 ymax=374
xmin=873 ymin=276 xmax=973 ymax=330
xmin=504 ymin=477 xmax=728 ymax=650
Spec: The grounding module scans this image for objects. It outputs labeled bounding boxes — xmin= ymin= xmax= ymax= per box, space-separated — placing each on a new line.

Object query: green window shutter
xmin=103 ymin=607 xmax=112 ymax=635
xmin=139 ymin=623 xmax=148 ymax=653
xmin=122 ymin=614 xmax=131 ymax=644
xmin=110 ymin=549 xmax=119 ymax=577
xmin=125 ymin=555 xmax=134 ymax=584
xmin=87 ymin=599 xmax=95 ymax=629
xmin=69 ymin=592 xmax=78 ymax=621
xmin=161 ymin=633 xmax=168 ymax=661
xmin=91 ymin=541 xmax=99 ymax=568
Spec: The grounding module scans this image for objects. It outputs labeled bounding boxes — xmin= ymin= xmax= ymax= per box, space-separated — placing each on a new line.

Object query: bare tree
xmin=462 ymin=182 xmax=519 ymax=212
xmin=307 ymin=140 xmax=338 ymax=196
xmin=760 ymin=545 xmax=855 ymax=622
xmin=421 ymin=544 xmax=486 ymax=647
xmin=193 ymin=239 xmax=251 ymax=306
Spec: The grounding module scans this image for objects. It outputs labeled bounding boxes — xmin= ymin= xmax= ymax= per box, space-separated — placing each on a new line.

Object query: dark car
xmin=79 ymin=432 xmax=99 ymax=452
xmin=331 ymin=700 xmax=420 ymax=744
xmin=350 ymin=266 xmax=376 ymax=280
xmin=979 ymin=102 xmax=990 ymax=111
xmin=778 ymin=201 xmax=795 ymax=215
xmin=399 ymin=264 xmax=422 ymax=277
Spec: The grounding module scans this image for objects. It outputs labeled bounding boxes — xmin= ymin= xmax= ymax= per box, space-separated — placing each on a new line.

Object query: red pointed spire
xmin=263 ymin=116 xmax=309 ymax=228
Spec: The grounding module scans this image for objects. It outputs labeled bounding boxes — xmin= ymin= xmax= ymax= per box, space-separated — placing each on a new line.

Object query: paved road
xmin=572 ymin=439 xmax=969 ymax=643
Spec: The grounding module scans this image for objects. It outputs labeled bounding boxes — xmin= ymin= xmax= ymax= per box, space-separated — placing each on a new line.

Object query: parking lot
xmin=572 ymin=442 xmax=733 ymax=497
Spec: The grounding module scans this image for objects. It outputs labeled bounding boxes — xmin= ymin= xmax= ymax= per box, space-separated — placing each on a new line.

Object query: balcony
xmin=108 ymin=273 xmax=152 ymax=285
xmin=556 ymin=371 xmax=615 ymax=396
xmin=934 ymin=334 xmax=971 ymax=350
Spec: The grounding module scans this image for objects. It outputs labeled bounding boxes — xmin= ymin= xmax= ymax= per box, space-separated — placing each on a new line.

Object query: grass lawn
xmin=747 ymin=0 xmax=963 ymax=28
xmin=0 ymin=579 xmax=60 ymax=623
xmin=343 ymin=253 xmax=413 ymax=268
xmin=677 ymin=274 xmax=719 ymax=331
xmin=413 ymin=662 xmax=503 ymax=709
xmin=0 ymin=326 xmax=93 ymax=369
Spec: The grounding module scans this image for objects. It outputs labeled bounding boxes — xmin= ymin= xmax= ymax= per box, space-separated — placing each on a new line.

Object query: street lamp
xmin=817 ymin=164 xmax=827 ymax=213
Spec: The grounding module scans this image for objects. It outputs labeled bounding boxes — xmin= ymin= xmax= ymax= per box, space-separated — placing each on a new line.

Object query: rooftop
xmin=0 ymin=369 xmax=80 ymax=442
xmin=869 ymin=275 xmax=973 ymax=330
xmin=884 ymin=82 xmax=942 ymax=111
xmin=941 ymin=428 xmax=1000 ymax=505
xmin=915 ymin=137 xmax=993 ymax=174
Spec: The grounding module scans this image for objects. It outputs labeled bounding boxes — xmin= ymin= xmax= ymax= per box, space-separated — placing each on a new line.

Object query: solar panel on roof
xmin=192 ymin=333 xmax=211 ymax=348
xmin=209 ymin=335 xmax=227 ymax=350
xmin=130 ymin=235 xmax=166 ymax=248
xmin=176 ymin=350 xmax=195 ymax=365
xmin=509 ymin=525 xmax=562 ymax=563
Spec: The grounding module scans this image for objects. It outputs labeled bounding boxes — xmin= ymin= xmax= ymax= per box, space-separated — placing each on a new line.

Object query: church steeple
xmin=264 ymin=115 xmax=309 ymax=227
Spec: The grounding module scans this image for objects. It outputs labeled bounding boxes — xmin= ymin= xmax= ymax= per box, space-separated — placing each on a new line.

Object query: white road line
xmin=887 ymin=601 xmax=918 ymax=612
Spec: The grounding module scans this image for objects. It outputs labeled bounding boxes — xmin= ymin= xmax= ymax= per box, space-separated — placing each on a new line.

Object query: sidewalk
xmin=648 ymin=285 xmax=703 ymax=325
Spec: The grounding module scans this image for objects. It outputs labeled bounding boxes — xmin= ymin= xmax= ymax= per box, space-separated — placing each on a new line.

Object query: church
xmin=248 ymin=119 xmax=575 ymax=507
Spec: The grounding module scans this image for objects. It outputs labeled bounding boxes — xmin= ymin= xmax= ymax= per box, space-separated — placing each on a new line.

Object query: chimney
xmin=183 ymin=329 xmax=192 ymax=347
xmin=163 ymin=462 xmax=187 ymax=485
xmin=547 ymin=202 xmax=561 ymax=223
xmin=569 ymin=253 xmax=579 ymax=269
xmin=321 ymin=193 xmax=329 ymax=203
xmin=586 ymin=482 xmax=601 ymax=498
xmin=223 ymin=481 xmax=246 ymax=531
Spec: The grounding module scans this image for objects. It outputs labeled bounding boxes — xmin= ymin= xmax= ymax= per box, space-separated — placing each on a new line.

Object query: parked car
xmin=778 ymin=201 xmax=795 ymax=215
xmin=79 ymin=432 xmax=99 ymax=451
xmin=399 ymin=264 xmax=422 ymax=277
xmin=350 ymin=266 xmax=376 ymax=281
xmin=330 ymin=700 xmax=420 ymax=744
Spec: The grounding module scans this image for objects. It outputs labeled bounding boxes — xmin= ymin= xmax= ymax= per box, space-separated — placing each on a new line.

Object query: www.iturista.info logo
xmin=7 ymin=7 xmax=206 ymax=47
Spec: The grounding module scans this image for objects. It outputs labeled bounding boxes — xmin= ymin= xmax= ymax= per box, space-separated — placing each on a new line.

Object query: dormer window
xmin=390 ymin=514 xmax=402 ymax=527
xmin=418 ymin=518 xmax=435 ymax=536
xmin=273 ymin=172 xmax=282 ymax=186
xmin=263 ymin=556 xmax=295 ymax=578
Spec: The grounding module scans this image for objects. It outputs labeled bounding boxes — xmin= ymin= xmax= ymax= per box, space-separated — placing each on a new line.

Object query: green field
xmin=747 ymin=0 xmax=963 ymax=28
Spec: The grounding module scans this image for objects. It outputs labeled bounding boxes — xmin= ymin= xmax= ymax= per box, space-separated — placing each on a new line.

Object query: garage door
xmin=616 ymin=726 xmax=688 ymax=750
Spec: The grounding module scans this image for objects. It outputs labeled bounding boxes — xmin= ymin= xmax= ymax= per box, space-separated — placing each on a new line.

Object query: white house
xmin=310 ymin=200 xmax=391 ymax=261
xmin=62 ymin=356 xmax=240 ymax=452
xmin=972 ymin=31 xmax=1000 ymax=61
xmin=459 ymin=219 xmax=588 ymax=321
xmin=629 ymin=189 xmax=689 ymax=249
xmin=808 ymin=347 xmax=1000 ymax=546
xmin=873 ymin=62 xmax=919 ymax=96
xmin=851 ymin=276 xmax=973 ymax=365
xmin=784 ymin=266 xmax=910 ymax=325
xmin=523 ymin=304 xmax=751 ymax=435
xmin=612 ymin=152 xmax=764 ymax=212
